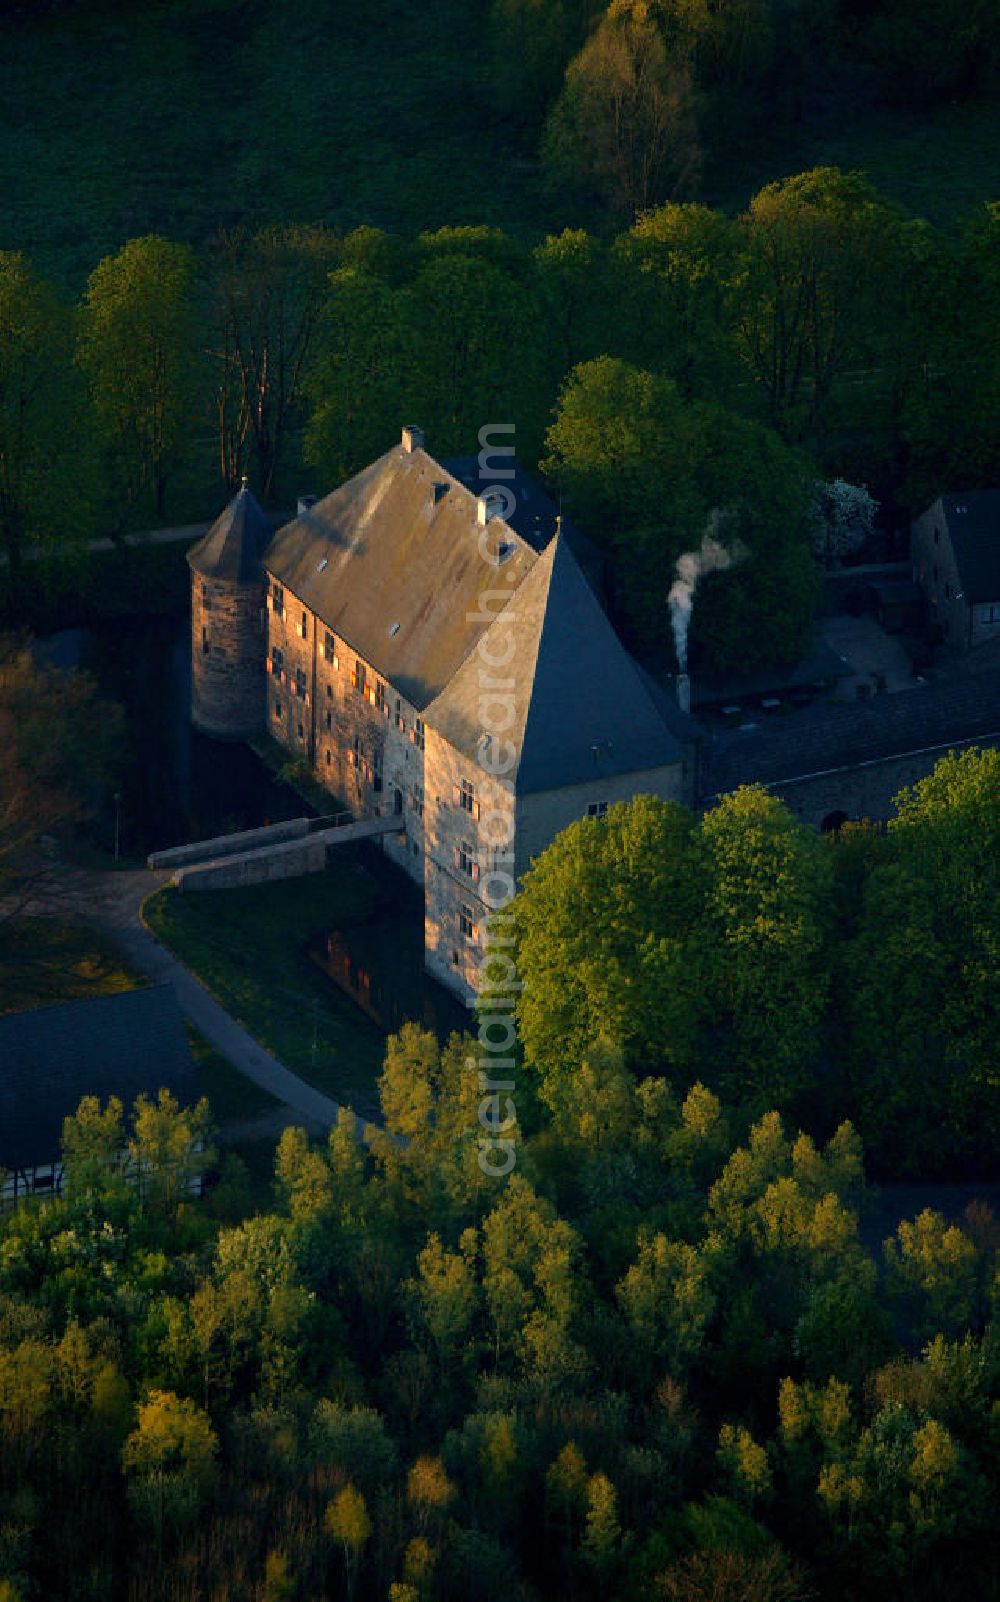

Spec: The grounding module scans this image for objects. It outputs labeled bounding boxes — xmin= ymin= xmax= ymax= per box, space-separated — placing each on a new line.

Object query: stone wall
xmin=174 ymin=836 xmax=329 ymax=891
xmin=912 ymin=503 xmax=973 ymax=651
xmin=423 ymin=727 xmax=516 ymax=999
xmin=264 ymin=569 xmax=425 ymax=887
xmin=514 ymin=763 xmax=690 ymax=879
xmin=190 ymin=572 xmax=267 ymax=737
xmin=769 ymin=734 xmax=1000 ymax=830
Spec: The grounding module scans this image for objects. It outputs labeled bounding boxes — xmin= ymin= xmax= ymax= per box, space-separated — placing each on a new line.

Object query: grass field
xmin=0 ymin=916 xmax=138 ymax=1013
xmin=0 ymin=0 xmax=556 ymax=292
xmin=143 ymin=852 xmax=398 ymax=1121
xmin=3 ymin=0 xmax=998 ymax=298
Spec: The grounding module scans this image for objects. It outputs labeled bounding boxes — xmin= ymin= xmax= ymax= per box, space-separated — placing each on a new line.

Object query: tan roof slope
xmin=263 ymin=444 xmax=538 ymax=709
xmin=425 ymin=533 xmax=685 ymax=794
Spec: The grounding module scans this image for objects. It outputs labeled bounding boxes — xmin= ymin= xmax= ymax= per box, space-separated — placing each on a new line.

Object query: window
xmin=587 ymin=801 xmax=608 ymax=818
xmin=981 ymin=604 xmax=998 ymax=624
xmin=352 ymin=660 xmax=367 ymax=695
xmin=202 ymin=626 xmax=210 ymax=655
xmin=202 ymin=584 xmax=212 ymax=610
xmin=460 ymin=904 xmax=478 ymax=940
xmin=326 ymin=750 xmax=332 ymax=765
xmin=375 ymin=679 xmax=386 ymax=713
xmin=395 ymin=697 xmax=403 ymax=730
xmin=297 ymin=721 xmax=304 ymax=739
xmin=295 ymin=668 xmax=308 ymax=700
xmin=410 ymin=782 xmax=424 ymax=818
xmin=457 ymin=777 xmax=477 ymax=814
xmin=324 ymin=631 xmax=337 ymax=663
xmin=273 ymin=700 xmax=283 ymax=720
xmin=325 ymin=709 xmax=332 ymax=730
xmin=455 ymin=840 xmax=479 ymax=881
xmin=299 ymin=610 xmax=308 ymax=639
xmin=271 ymin=581 xmax=284 ymax=615
xmin=415 ymin=717 xmax=425 ymax=751
xmin=270 ymin=646 xmax=284 ymax=677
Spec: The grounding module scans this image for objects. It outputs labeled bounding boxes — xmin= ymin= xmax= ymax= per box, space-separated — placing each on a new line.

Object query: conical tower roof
xmin=187 ymin=480 xmax=273 ymax=584
xmin=425 ymin=533 xmax=687 ymax=794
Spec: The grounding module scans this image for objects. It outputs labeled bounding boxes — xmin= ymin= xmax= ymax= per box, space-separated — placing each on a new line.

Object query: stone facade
xmin=190 ymin=574 xmax=266 ymax=737
xmin=264 ymin=571 xmax=426 ymax=888
xmin=423 ymin=726 xmax=517 ymax=998
xmin=514 ymin=764 xmax=691 ymax=880
xmin=767 ymin=735 xmax=1000 ymax=832
xmin=912 ymin=498 xmax=1000 ymax=652
xmin=911 ymin=503 xmax=976 ymax=651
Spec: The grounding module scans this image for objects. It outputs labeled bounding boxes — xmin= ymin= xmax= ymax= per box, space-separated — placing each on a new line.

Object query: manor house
xmin=187 ymin=427 xmax=696 ymax=999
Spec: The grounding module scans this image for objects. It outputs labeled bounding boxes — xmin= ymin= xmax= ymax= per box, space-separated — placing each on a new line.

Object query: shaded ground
xmin=822 ymin=614 xmax=917 ymax=700
xmin=1 ymin=858 xmax=350 ymax=1130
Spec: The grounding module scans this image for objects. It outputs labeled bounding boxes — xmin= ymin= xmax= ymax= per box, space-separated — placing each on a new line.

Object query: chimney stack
xmin=477 ymin=490 xmax=504 ymax=526
xmin=676 ymin=673 xmax=691 ymax=715
xmin=401 ymin=424 xmax=425 ymax=454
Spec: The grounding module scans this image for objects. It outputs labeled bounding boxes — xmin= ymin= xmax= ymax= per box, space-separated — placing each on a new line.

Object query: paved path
xmin=6 ymin=860 xmax=344 ymax=1132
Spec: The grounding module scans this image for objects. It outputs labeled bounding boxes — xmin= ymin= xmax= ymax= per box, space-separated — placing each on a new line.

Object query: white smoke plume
xmin=667 ymin=511 xmax=745 ymax=671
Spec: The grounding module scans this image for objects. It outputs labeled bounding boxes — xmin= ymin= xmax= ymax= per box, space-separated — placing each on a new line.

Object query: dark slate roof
xmin=425 ymin=533 xmax=686 ymax=793
xmin=939 ymin=491 xmax=1000 ymax=603
xmin=691 ymin=638 xmax=851 ymax=709
xmin=700 ymin=666 xmax=1000 ymax=799
xmin=440 ymin=455 xmax=606 ymax=596
xmin=263 ymin=443 xmax=541 ymax=710
xmin=187 ymin=483 xmax=274 ymax=584
xmin=0 ymin=985 xmax=197 ymax=1172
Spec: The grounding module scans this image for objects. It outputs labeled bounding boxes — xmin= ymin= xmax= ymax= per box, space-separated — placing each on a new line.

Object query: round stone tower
xmin=186 ymin=478 xmax=272 ymax=738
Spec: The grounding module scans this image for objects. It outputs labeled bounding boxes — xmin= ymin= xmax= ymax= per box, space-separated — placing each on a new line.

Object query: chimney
xmin=401 ymin=424 xmax=425 ymax=454
xmin=676 ymin=673 xmax=691 ymax=715
xmin=477 ymin=489 xmax=504 ymax=526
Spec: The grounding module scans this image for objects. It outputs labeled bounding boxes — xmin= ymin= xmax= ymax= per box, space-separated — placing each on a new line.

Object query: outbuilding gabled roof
xmin=424 ymin=533 xmax=686 ymax=794
xmin=0 ymin=985 xmax=197 ymax=1172
xmin=938 ymin=491 xmax=1000 ymax=604
xmin=188 ymin=481 xmax=274 ymax=584
xmin=263 ymin=444 xmax=539 ymax=709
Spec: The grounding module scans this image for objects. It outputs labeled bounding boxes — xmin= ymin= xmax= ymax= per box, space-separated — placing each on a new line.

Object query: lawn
xmin=709 ymin=96 xmax=1000 ymax=230
xmin=0 ymin=0 xmax=557 ymax=293
xmin=187 ymin=1028 xmax=281 ymax=1125
xmin=0 ymin=916 xmax=139 ymax=1014
xmin=3 ymin=0 xmax=998 ymax=301
xmin=143 ymin=850 xmax=402 ymax=1121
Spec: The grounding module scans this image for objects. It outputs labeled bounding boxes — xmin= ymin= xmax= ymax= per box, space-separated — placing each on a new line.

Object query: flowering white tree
xmin=808 ymin=479 xmax=878 ymax=567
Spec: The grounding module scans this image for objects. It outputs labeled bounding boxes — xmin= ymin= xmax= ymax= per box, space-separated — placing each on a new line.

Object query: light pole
xmin=113 ymin=793 xmax=121 ymax=864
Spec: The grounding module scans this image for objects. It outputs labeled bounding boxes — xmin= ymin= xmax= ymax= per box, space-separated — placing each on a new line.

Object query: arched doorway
xmin=820 ymin=809 xmax=849 ymax=833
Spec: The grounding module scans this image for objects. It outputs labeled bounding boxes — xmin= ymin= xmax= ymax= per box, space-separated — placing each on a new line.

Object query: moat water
xmin=40 ymin=614 xmax=467 ymax=1040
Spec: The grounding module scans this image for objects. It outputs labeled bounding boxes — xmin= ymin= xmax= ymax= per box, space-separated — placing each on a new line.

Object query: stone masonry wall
xmin=769 ymin=734 xmax=1000 ymax=830
xmin=912 ymin=504 xmax=973 ymax=651
xmin=190 ymin=573 xmax=266 ymax=737
xmin=423 ymin=726 xmax=516 ymax=1000
xmin=264 ymin=570 xmax=424 ymax=887
xmin=514 ymin=762 xmax=690 ymax=879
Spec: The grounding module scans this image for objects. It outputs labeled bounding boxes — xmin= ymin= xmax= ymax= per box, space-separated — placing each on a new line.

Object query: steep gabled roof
xmin=0 ymin=985 xmax=197 ymax=1172
xmin=424 ymin=533 xmax=686 ymax=794
xmin=939 ymin=491 xmax=1000 ymax=603
xmin=187 ymin=482 xmax=274 ymax=584
xmin=263 ymin=444 xmax=538 ymax=709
